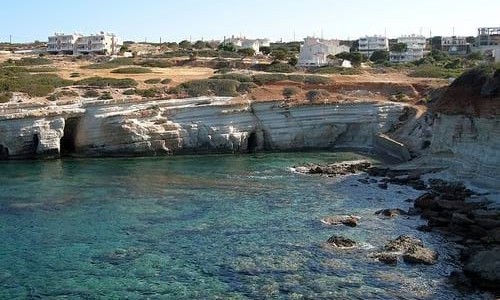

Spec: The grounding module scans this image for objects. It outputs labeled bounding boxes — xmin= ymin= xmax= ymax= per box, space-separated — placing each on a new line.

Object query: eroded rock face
xmin=384 ymin=235 xmax=424 ymax=252
xmin=0 ymin=98 xmax=408 ymax=158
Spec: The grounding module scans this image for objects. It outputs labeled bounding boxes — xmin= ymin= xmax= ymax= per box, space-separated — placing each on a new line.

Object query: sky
xmin=1 ymin=0 xmax=499 ymax=43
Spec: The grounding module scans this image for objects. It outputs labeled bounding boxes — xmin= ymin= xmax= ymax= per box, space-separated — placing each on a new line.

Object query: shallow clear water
xmin=0 ymin=152 xmax=491 ymax=299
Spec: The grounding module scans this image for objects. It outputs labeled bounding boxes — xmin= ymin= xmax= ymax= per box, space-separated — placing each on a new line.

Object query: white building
xmin=473 ymin=27 xmax=500 ymax=54
xmin=494 ymin=49 xmax=500 ymax=63
xmin=47 ymin=33 xmax=82 ymax=54
xmin=441 ymin=36 xmax=469 ymax=55
xmin=48 ymin=32 xmax=122 ymax=55
xmin=227 ymin=36 xmax=271 ymax=54
xmin=390 ymin=34 xmax=426 ymax=63
xmin=358 ymin=35 xmax=389 ymax=57
xmin=298 ymin=37 xmax=350 ymax=67
xmin=74 ymin=32 xmax=122 ymax=55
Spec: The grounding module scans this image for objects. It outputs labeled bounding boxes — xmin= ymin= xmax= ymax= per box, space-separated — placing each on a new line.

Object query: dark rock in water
xmin=417 ymin=225 xmax=432 ymax=232
xmin=407 ymin=207 xmax=421 ymax=216
xmin=369 ymin=178 xmax=378 ymax=184
xmin=463 ymin=247 xmax=500 ymax=292
xmin=92 ymin=248 xmax=144 ymax=265
xmin=377 ymin=183 xmax=388 ymax=190
xmin=326 ymin=235 xmax=356 ymax=248
xmin=357 ymin=179 xmax=369 ymax=184
xmin=375 ymin=208 xmax=407 ymax=218
xmin=371 ymin=252 xmax=398 ymax=265
xmin=414 ymin=193 xmax=437 ymax=210
xmin=449 ymin=270 xmax=473 ymax=290
xmin=428 ymin=179 xmax=473 ymax=201
xmin=384 ymin=235 xmax=423 ymax=252
xmin=450 ymin=213 xmax=475 ymax=226
xmin=293 ymin=160 xmax=371 ymax=176
xmin=475 ymin=217 xmax=500 ymax=230
xmin=321 ymin=215 xmax=360 ymax=227
xmin=403 ymin=245 xmax=438 ymax=265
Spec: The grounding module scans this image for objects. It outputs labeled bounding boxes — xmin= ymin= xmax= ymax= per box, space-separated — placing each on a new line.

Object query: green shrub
xmin=252 ymin=73 xmax=288 ymax=85
xmin=409 ymin=65 xmax=463 ymax=78
xmin=177 ymin=79 xmax=240 ymax=97
xmin=122 ymin=89 xmax=136 ymax=95
xmin=160 ymin=78 xmax=172 ymax=84
xmin=76 ymin=77 xmax=138 ymax=88
xmin=219 ymin=51 xmax=241 ymax=59
xmin=287 ymin=74 xmax=306 ymax=82
xmin=70 ymin=72 xmax=81 ymax=78
xmin=47 ymin=90 xmax=79 ymax=101
xmin=0 ymin=92 xmax=12 ymax=103
xmin=135 ymin=88 xmax=159 ymax=98
xmin=136 ymin=59 xmax=173 ymax=68
xmin=157 ymin=50 xmax=192 ymax=58
xmin=144 ymin=78 xmax=162 ymax=84
xmin=196 ymin=50 xmax=219 ymax=57
xmin=83 ymin=89 xmax=99 ymax=98
xmin=28 ymin=67 xmax=59 ymax=72
xmin=210 ymin=73 xmax=253 ymax=82
xmin=0 ymin=69 xmax=72 ymax=97
xmin=266 ymin=62 xmax=296 ymax=73
xmin=303 ymin=75 xmax=331 ymax=84
xmin=306 ymin=89 xmax=330 ymax=102
xmin=82 ymin=58 xmax=134 ymax=69
xmin=237 ymin=82 xmax=258 ymax=93
xmin=282 ymin=86 xmax=301 ymax=98
xmin=110 ymin=67 xmax=152 ymax=74
xmin=98 ymin=91 xmax=113 ymax=100
xmin=10 ymin=57 xmax=53 ymax=66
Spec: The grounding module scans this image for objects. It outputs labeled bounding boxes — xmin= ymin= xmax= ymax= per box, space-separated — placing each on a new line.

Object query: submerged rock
xmin=403 ymin=246 xmax=438 ymax=265
xmin=370 ymin=252 xmax=398 ymax=265
xmin=326 ymin=235 xmax=356 ymax=248
xmin=321 ymin=215 xmax=360 ymax=227
xmin=384 ymin=235 xmax=423 ymax=252
xmin=375 ymin=208 xmax=407 ymax=218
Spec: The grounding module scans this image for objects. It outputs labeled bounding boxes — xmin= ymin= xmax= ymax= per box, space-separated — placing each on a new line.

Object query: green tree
xmin=218 ymin=43 xmax=236 ymax=52
xmin=260 ymin=46 xmax=271 ymax=55
xmin=193 ymin=40 xmax=207 ymax=49
xmin=370 ymin=50 xmax=389 ymax=63
xmin=237 ymin=48 xmax=256 ymax=58
xmin=282 ymin=86 xmax=300 ymax=99
xmin=334 ymin=52 xmax=366 ymax=67
xmin=390 ymin=43 xmax=408 ymax=63
xmin=430 ymin=36 xmax=442 ymax=50
xmin=288 ymin=55 xmax=298 ymax=66
xmin=270 ymin=49 xmax=288 ymax=61
xmin=179 ymin=40 xmax=192 ymax=49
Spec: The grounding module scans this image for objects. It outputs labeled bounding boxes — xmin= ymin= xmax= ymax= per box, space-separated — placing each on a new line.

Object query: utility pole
xmin=9 ymin=35 xmax=12 ymax=44
xmin=160 ymin=37 xmax=162 ymax=44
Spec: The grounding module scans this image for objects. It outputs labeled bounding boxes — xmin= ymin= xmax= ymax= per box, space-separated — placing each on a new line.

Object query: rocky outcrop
xmin=0 ymin=97 xmax=408 ymax=159
xmin=326 ymin=235 xmax=356 ymax=249
xmin=293 ymin=160 xmax=371 ymax=176
xmin=320 ymin=215 xmax=360 ymax=227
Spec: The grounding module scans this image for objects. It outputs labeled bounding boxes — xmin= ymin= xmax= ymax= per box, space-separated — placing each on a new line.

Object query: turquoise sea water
xmin=0 ymin=152 xmax=491 ymax=299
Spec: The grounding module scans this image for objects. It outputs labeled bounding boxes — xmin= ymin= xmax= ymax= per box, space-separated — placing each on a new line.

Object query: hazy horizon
xmin=1 ymin=0 xmax=499 ymax=43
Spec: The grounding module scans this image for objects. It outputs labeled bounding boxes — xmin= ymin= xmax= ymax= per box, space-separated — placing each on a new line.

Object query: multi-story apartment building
xmin=358 ymin=35 xmax=389 ymax=58
xmin=47 ymin=33 xmax=82 ymax=54
xmin=74 ymin=32 xmax=122 ymax=55
xmin=389 ymin=34 xmax=426 ymax=62
xmin=47 ymin=32 xmax=122 ymax=55
xmin=298 ymin=37 xmax=350 ymax=66
xmin=474 ymin=27 xmax=500 ymax=54
xmin=441 ymin=36 xmax=469 ymax=55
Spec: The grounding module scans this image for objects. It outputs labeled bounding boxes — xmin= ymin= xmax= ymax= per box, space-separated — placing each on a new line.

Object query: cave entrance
xmin=0 ymin=144 xmax=9 ymax=159
xmin=60 ymin=117 xmax=80 ymax=156
xmin=247 ymin=132 xmax=258 ymax=152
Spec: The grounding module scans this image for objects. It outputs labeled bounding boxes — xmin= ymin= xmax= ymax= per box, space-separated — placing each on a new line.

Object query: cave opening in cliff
xmin=60 ymin=117 xmax=80 ymax=156
xmin=248 ymin=132 xmax=258 ymax=152
xmin=0 ymin=144 xmax=8 ymax=159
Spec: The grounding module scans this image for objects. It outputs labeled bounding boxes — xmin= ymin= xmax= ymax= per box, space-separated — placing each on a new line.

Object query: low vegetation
xmin=135 ymin=59 xmax=173 ymax=68
xmin=408 ymin=65 xmax=463 ymax=79
xmin=28 ymin=67 xmax=59 ymax=73
xmin=98 ymin=91 xmax=113 ymax=100
xmin=160 ymin=78 xmax=172 ymax=84
xmin=135 ymin=88 xmax=161 ymax=98
xmin=306 ymin=89 xmax=330 ymax=102
xmin=110 ymin=67 xmax=152 ymax=74
xmin=0 ymin=66 xmax=72 ymax=97
xmin=311 ymin=66 xmax=362 ymax=75
xmin=0 ymin=91 xmax=12 ymax=103
xmin=82 ymin=57 xmax=134 ymax=69
xmin=144 ymin=78 xmax=161 ymax=84
xmin=6 ymin=57 xmax=53 ymax=66
xmin=75 ymin=77 xmax=138 ymax=88
xmin=266 ymin=62 xmax=296 ymax=73
xmin=282 ymin=86 xmax=301 ymax=99
xmin=46 ymin=90 xmax=79 ymax=101
xmin=174 ymin=79 xmax=241 ymax=97
xmin=83 ymin=89 xmax=99 ymax=98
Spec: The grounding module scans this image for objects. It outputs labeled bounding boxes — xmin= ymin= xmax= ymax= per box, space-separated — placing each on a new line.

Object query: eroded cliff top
xmin=432 ymin=65 xmax=500 ymax=117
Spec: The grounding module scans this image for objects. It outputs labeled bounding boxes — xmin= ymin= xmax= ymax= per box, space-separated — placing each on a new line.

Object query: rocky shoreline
xmin=294 ymin=161 xmax=500 ymax=296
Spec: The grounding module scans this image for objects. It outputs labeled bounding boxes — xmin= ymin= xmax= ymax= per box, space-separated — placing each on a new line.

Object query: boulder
xmin=375 ymin=208 xmax=407 ymax=218
xmin=450 ymin=213 xmax=475 ymax=226
xmin=384 ymin=235 xmax=423 ymax=252
xmin=414 ymin=193 xmax=437 ymax=210
xmin=326 ymin=235 xmax=356 ymax=248
xmin=464 ymin=247 xmax=500 ymax=291
xmin=321 ymin=215 xmax=360 ymax=227
xmin=402 ymin=245 xmax=438 ymax=265
xmin=371 ymin=252 xmax=398 ymax=265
